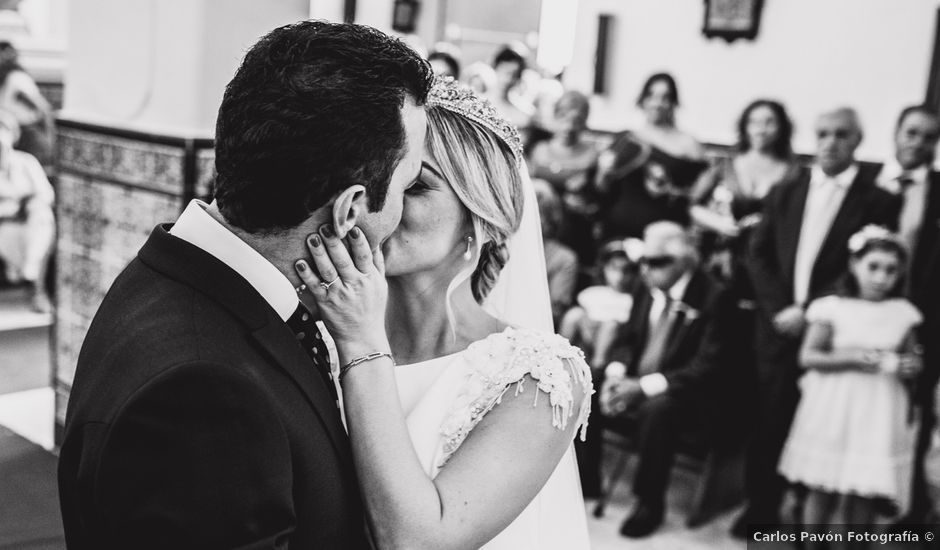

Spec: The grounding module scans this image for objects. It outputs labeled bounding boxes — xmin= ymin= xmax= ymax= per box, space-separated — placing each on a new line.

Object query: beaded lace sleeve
xmin=437 ymin=327 xmax=594 ymax=468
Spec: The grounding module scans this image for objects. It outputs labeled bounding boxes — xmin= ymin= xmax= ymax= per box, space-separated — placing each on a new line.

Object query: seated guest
xmin=0 ymin=42 xmax=53 ymax=166
xmin=463 ymin=61 xmax=496 ymax=96
xmin=597 ymin=133 xmax=707 ymax=240
xmin=876 ymin=105 xmax=940 ymax=524
xmin=737 ymin=107 xmax=902 ymax=535
xmin=0 ymin=112 xmax=54 ymax=312
xmin=560 ymin=238 xmax=643 ymax=367
xmin=598 ymin=221 xmax=735 ymax=538
xmin=529 ymin=90 xmax=601 ymax=265
xmin=488 ymin=44 xmax=534 ymax=135
xmin=427 ymin=46 xmax=460 ymax=79
xmin=533 ymin=178 xmax=578 ymax=326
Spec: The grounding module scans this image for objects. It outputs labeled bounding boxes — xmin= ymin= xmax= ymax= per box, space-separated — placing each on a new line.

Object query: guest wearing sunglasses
xmin=598 ymin=221 xmax=736 ymax=537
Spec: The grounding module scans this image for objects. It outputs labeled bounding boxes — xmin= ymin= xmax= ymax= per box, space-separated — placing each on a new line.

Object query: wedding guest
xmin=596 ymin=74 xmax=707 ymax=241
xmin=0 ymin=112 xmax=53 ymax=312
xmin=691 ymin=100 xmax=801 ymax=421
xmin=428 ymin=47 xmax=460 ymax=79
xmin=778 ymin=227 xmax=922 ymax=539
xmin=560 ymin=238 xmax=643 ymax=367
xmin=692 ymin=99 xmax=800 ymax=283
xmin=566 ymin=238 xmax=642 ymax=497
xmin=737 ymin=107 xmax=902 ymax=535
xmin=529 ymin=90 xmax=601 ymax=264
xmin=464 ymin=61 xmax=496 ymax=96
xmin=0 ymin=41 xmax=53 ymax=166
xmin=630 ymin=72 xmax=705 ymax=162
xmin=488 ymin=44 xmax=534 ymax=134
xmin=597 ymin=133 xmax=707 ymax=241
xmin=876 ymin=105 xmax=940 ymax=524
xmin=534 ymin=178 xmax=578 ymax=326
xmin=599 ymin=221 xmax=735 ymax=538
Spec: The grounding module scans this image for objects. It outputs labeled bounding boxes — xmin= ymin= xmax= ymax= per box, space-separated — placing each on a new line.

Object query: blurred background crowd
xmin=420 ymin=37 xmax=940 ymax=545
xmin=2 ymin=1 xmax=940 ymax=548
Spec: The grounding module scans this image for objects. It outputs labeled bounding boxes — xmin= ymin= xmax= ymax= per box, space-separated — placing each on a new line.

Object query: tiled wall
xmin=52 ymin=119 xmax=213 ymax=443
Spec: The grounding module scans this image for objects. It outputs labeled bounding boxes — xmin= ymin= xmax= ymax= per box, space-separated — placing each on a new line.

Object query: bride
xmin=293 ymin=77 xmax=593 ymax=549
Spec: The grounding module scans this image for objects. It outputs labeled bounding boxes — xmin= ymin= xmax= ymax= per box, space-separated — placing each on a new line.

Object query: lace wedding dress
xmin=394 ymin=326 xmax=593 ymax=549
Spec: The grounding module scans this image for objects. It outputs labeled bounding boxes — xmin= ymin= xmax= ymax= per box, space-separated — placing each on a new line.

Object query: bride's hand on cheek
xmin=294 ymin=224 xmax=390 ymax=362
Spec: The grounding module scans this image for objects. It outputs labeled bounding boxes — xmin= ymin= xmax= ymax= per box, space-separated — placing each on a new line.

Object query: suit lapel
xmin=912 ymin=171 xmax=940 ymax=297
xmin=250 ymin=322 xmax=351 ymax=462
xmin=137 ymin=225 xmax=351 ymax=461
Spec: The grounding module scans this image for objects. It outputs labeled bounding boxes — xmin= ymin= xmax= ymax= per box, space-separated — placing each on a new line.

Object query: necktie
xmin=898 ymin=174 xmax=915 ymax=190
xmin=637 ymin=295 xmax=675 ymax=376
xmin=286 ymin=304 xmax=340 ymax=407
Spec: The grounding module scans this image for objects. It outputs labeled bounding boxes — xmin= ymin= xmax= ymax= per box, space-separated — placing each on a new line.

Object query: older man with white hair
xmin=600 ymin=220 xmax=737 ymax=538
xmin=738 ymin=107 xmax=902 ymax=536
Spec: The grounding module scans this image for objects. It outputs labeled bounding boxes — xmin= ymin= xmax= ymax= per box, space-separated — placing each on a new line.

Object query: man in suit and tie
xmin=734 ymin=107 xmax=902 ymax=535
xmin=599 ymin=221 xmax=736 ymax=538
xmin=57 ymin=22 xmax=433 ymax=549
xmin=877 ymin=105 xmax=940 ymax=524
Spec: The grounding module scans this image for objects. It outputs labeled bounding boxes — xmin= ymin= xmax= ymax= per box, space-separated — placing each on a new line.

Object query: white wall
xmin=63 ymin=0 xmax=309 ymax=136
xmin=565 ymin=0 xmax=940 ymax=160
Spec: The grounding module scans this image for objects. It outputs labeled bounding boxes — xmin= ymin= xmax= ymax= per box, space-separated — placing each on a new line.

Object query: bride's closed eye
xmin=405 ymin=179 xmax=432 ymax=196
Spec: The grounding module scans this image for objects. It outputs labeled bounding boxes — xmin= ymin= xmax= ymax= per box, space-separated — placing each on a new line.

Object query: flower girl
xmin=778 ymin=226 xmax=923 ymax=535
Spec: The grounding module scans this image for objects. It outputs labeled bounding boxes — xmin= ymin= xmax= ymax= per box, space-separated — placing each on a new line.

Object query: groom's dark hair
xmin=213 ymin=21 xmax=433 ymax=232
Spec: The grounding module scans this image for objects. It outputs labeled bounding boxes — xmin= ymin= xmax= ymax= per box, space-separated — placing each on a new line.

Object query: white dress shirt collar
xmin=650 ymin=268 xmax=694 ymax=311
xmin=170 ymin=200 xmax=298 ymax=321
xmin=810 ymin=163 xmax=858 ymax=189
xmin=878 ymin=160 xmax=928 ymax=194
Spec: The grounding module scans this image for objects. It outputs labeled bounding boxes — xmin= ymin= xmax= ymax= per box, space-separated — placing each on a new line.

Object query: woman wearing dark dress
xmin=596 ymin=73 xmax=707 ymax=241
xmin=689 ymin=100 xmax=801 ymax=439
xmin=690 ymin=99 xmax=800 ymax=304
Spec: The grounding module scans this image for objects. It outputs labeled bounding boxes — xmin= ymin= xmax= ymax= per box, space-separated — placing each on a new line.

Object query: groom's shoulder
xmin=71 ymin=258 xmax=267 ymax=414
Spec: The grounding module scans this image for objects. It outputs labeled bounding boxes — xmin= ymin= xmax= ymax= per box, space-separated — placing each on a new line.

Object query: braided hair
xmin=472 ymin=240 xmax=511 ymax=302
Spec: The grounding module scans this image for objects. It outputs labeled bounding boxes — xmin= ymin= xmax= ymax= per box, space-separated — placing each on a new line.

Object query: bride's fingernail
xmin=350 ymin=227 xmax=361 ymax=239
xmin=309 ymin=234 xmax=321 ymax=248
xmin=296 ymin=260 xmax=308 ymax=272
xmin=320 ymin=224 xmax=335 ymax=238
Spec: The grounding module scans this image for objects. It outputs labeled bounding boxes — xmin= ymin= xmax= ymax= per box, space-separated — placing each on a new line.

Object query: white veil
xmin=480 ymin=167 xmax=554 ymax=333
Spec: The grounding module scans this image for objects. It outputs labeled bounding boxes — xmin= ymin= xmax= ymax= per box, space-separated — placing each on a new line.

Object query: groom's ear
xmin=331 ymin=184 xmax=367 ymax=238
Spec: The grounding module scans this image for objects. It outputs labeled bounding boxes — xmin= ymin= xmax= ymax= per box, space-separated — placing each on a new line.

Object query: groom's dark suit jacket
xmin=58 ymin=225 xmax=369 ymax=550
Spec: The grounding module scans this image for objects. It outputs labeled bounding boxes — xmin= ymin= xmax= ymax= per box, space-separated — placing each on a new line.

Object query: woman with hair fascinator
xmin=294 ymin=77 xmax=593 ymax=549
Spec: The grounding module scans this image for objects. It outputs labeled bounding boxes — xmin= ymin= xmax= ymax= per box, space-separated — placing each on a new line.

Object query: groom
xmin=57 ymin=21 xmax=432 ymax=549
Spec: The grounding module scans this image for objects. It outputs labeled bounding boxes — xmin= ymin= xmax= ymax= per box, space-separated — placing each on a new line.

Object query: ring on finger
xmin=320 ymin=277 xmax=340 ymax=291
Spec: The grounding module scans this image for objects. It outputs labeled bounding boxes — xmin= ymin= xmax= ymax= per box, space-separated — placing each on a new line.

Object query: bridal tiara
xmin=426 ymin=76 xmax=525 ymax=165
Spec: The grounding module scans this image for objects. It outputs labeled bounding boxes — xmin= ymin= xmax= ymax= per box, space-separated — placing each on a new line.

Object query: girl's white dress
xmin=394 ymin=326 xmax=593 ymax=549
xmin=778 ymin=296 xmax=922 ymax=511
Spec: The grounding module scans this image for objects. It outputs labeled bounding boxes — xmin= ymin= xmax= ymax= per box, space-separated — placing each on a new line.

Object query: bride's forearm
xmin=340 ymin=361 xmax=450 ymax=550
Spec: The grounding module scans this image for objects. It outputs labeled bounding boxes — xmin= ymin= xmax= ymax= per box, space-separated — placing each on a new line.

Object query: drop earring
xmin=463 ymin=235 xmax=474 ymax=261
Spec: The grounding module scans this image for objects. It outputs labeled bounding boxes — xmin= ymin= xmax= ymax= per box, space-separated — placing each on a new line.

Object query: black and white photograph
xmin=1 ymin=0 xmax=940 ymax=549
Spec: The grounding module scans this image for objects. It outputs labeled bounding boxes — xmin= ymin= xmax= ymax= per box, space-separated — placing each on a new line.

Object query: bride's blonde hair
xmin=425 ymin=105 xmax=525 ymax=303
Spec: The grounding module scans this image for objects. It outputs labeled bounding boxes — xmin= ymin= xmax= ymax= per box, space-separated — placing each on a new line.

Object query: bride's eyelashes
xmin=405 ymin=179 xmax=432 ymax=196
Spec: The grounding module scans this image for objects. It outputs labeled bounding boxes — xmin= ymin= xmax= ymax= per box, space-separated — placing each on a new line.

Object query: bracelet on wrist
xmin=339 ymin=351 xmax=394 ymax=382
